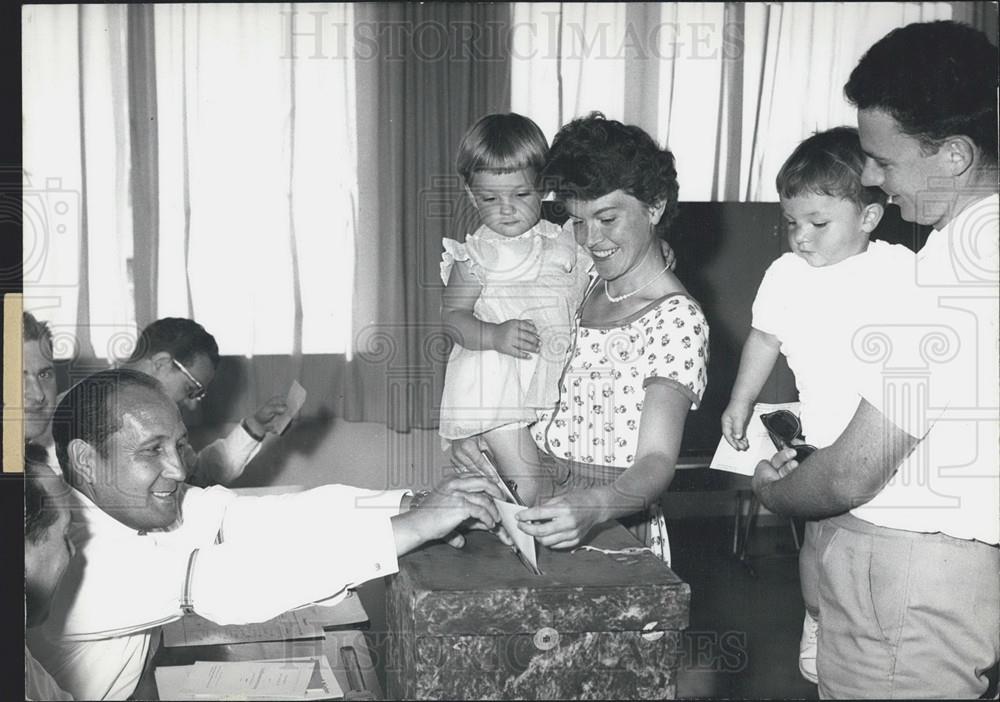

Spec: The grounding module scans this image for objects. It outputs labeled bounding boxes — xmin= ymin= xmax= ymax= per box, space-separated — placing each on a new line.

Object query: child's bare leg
xmin=482 ymin=425 xmax=554 ymax=506
xmin=800 ymin=520 xmax=821 ymax=620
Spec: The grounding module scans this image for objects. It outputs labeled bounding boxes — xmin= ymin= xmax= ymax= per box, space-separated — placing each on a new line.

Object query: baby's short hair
xmin=776 ymin=126 xmax=887 ymax=209
xmin=456 ymin=113 xmax=548 ymax=185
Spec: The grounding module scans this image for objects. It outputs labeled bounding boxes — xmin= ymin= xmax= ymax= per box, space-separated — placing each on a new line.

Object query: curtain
xmin=739 ymin=2 xmax=953 ymax=201
xmin=510 ymin=1 xmax=956 ymax=202
xmin=511 ymin=3 xmax=627 ymax=145
xmin=22 ymin=4 xmax=136 ymax=362
xmin=153 ymin=3 xmax=357 ymax=359
xmin=347 ymin=2 xmax=511 ymax=431
xmin=952 ymin=1 xmax=999 ymax=43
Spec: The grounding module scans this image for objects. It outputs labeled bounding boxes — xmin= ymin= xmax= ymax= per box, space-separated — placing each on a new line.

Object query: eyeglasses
xmin=171 ymin=358 xmax=207 ymax=402
xmin=760 ymin=410 xmax=816 ymax=463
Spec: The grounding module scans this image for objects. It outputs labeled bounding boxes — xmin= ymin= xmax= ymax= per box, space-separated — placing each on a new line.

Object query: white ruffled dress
xmin=439 ymin=220 xmax=591 ymax=440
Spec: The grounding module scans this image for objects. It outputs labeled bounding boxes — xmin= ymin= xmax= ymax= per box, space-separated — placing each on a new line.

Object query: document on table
xmin=162 ymin=596 xmax=368 ymax=648
xmin=273 ymin=380 xmax=308 ymax=435
xmin=156 ymin=656 xmax=342 ymax=701
xmin=709 ymin=401 xmax=801 ymax=477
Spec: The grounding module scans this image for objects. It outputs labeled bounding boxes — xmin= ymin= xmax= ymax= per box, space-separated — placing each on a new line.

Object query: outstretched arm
xmin=722 ymin=328 xmax=781 ymax=450
xmin=516 ymin=382 xmax=690 ymax=549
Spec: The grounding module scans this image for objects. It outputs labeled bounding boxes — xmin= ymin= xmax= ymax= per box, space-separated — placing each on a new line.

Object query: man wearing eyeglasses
xmin=120 ymin=317 xmax=287 ymax=486
xmin=752 ymin=21 xmax=998 ymax=699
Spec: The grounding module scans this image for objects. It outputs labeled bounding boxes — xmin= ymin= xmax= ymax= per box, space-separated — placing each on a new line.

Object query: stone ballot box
xmin=385 ymin=521 xmax=690 ymax=699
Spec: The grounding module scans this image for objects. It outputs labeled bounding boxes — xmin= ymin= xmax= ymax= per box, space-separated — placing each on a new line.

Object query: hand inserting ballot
xmin=391 ymin=474 xmax=509 ymax=557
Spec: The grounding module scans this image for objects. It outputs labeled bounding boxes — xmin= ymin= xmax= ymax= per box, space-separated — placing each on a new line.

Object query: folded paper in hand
xmin=273 ymin=380 xmax=308 ymax=435
xmin=709 ymin=402 xmax=801 ymax=477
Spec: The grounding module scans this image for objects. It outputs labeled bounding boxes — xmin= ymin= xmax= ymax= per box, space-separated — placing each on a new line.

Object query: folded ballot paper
xmin=272 ymin=381 xmax=308 ymax=435
xmin=466 ymin=454 xmax=542 ymax=576
xmin=709 ymin=402 xmax=802 ymax=477
xmin=155 ymin=656 xmax=342 ymax=701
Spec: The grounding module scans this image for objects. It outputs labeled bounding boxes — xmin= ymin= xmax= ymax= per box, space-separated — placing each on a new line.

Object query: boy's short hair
xmin=844 ymin=20 xmax=998 ymax=163
xmin=127 ymin=317 xmax=220 ymax=368
xmin=776 ymin=126 xmax=888 ymax=209
xmin=456 ymin=113 xmax=548 ymax=185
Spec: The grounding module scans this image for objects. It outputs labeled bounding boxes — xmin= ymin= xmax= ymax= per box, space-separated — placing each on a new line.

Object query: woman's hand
xmin=721 ymin=399 xmax=752 ymax=451
xmin=515 ymin=488 xmax=608 ymax=550
xmin=490 ymin=319 xmax=540 ymax=359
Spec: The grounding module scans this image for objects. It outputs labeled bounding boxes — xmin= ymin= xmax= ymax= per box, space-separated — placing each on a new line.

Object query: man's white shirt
xmin=192 ymin=423 xmax=263 ymax=485
xmin=27 ymin=483 xmax=407 ymax=700
xmin=852 ymin=194 xmax=1000 ymax=544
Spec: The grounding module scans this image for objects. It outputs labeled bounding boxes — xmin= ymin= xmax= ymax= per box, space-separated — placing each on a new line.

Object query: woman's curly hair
xmin=542 ymin=112 xmax=679 ymax=235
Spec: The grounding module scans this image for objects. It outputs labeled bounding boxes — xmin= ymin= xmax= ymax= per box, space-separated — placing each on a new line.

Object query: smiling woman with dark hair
xmin=491 ymin=112 xmax=710 ymax=563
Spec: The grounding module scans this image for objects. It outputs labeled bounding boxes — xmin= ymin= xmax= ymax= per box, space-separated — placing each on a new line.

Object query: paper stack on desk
xmin=155 ymin=656 xmax=343 ymax=700
xmin=709 ymin=401 xmax=801 ymax=477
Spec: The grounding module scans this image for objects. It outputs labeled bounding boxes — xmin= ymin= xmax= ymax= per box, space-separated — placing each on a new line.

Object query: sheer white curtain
xmin=511 ymin=2 xmax=627 ymax=145
xmin=739 ymin=2 xmax=953 ymax=201
xmin=154 ymin=3 xmax=358 ymax=357
xmin=510 ymin=1 xmax=955 ymax=202
xmin=22 ymin=4 xmax=136 ymax=360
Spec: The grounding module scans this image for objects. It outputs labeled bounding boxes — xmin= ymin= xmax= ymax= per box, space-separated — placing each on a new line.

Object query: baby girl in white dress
xmin=440 ymin=113 xmax=590 ymax=505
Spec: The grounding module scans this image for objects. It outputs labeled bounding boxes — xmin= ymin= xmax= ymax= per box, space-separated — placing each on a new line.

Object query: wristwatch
xmin=240 ymin=418 xmax=266 ymax=442
xmin=408 ymin=489 xmax=432 ymax=511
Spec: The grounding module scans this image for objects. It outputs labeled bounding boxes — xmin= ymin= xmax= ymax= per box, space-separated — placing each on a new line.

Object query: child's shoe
xmin=798 ymin=610 xmax=819 ymax=684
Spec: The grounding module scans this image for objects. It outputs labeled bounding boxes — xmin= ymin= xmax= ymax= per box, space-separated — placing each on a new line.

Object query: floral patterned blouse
xmin=532 ymin=292 xmax=710 ymax=468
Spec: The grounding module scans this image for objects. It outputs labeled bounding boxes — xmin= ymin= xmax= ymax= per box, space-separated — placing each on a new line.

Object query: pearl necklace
xmin=604 ymin=262 xmax=671 ymax=303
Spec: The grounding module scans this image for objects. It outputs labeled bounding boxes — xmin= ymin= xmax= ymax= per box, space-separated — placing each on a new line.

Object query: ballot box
xmin=385 ymin=521 xmax=690 ymax=700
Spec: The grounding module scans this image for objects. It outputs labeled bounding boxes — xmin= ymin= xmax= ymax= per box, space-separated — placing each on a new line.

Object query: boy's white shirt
xmin=752 ymin=240 xmax=915 ymax=447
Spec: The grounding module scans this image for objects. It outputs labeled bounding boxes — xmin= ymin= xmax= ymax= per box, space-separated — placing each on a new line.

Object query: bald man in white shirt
xmin=28 ymin=368 xmax=505 ymax=700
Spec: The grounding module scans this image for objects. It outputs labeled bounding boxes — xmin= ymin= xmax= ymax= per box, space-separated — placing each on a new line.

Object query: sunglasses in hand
xmin=760 ymin=410 xmax=816 ymax=463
